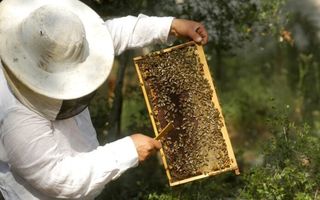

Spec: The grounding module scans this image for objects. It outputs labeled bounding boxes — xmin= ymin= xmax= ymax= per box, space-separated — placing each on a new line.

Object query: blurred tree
xmin=107 ymin=51 xmax=133 ymax=141
xmin=282 ymin=0 xmax=320 ymax=124
xmin=156 ymin=0 xmax=260 ymax=80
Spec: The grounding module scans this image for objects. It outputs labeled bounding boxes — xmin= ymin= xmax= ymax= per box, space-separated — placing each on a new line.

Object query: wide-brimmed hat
xmin=0 ymin=0 xmax=114 ymax=100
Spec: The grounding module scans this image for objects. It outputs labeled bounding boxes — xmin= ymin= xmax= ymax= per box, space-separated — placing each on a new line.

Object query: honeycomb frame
xmin=133 ymin=41 xmax=239 ymax=186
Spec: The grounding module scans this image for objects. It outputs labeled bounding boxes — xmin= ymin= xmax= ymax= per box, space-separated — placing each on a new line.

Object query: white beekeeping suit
xmin=0 ymin=0 xmax=173 ymax=199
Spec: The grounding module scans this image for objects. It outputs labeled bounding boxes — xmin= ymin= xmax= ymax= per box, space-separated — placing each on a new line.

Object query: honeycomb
xmin=134 ymin=42 xmax=238 ymax=185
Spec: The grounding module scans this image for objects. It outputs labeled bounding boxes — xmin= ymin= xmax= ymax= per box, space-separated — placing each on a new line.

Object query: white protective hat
xmin=0 ymin=0 xmax=114 ymax=100
xmin=0 ymin=0 xmax=114 ymax=120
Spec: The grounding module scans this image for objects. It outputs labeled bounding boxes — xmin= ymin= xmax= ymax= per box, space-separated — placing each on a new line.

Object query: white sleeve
xmin=1 ymin=105 xmax=138 ymax=199
xmin=105 ymin=14 xmax=174 ymax=55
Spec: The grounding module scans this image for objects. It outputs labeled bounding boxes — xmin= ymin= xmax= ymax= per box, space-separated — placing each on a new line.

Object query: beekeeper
xmin=0 ymin=0 xmax=208 ymax=199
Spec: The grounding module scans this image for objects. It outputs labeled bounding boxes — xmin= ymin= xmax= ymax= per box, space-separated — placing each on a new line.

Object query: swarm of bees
xmin=135 ymin=42 xmax=233 ymax=183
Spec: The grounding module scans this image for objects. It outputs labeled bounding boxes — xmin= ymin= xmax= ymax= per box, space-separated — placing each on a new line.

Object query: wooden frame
xmin=133 ymin=41 xmax=239 ymax=186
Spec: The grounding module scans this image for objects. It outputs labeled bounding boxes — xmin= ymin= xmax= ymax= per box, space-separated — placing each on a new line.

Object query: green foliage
xmin=240 ymin=108 xmax=320 ymax=200
xmin=241 ymin=166 xmax=316 ymax=200
xmin=159 ymin=0 xmax=259 ymax=51
xmin=256 ymin=0 xmax=288 ymax=34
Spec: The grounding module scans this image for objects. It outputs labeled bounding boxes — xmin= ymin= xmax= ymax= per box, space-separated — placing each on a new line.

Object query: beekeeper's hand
xmin=170 ymin=18 xmax=208 ymax=45
xmin=130 ymin=134 xmax=162 ymax=162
